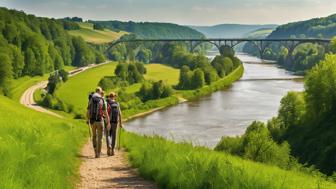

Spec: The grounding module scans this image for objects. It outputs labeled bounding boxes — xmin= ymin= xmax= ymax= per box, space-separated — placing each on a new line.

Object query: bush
xmin=215 ymin=121 xmax=292 ymax=169
xmin=98 ymin=76 xmax=129 ymax=91
xmin=139 ymin=80 xmax=174 ymax=101
xmin=115 ymin=62 xmax=145 ymax=84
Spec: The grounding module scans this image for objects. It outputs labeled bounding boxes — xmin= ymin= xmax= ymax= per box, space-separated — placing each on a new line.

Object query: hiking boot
xmin=111 ymin=149 xmax=115 ymax=156
xmin=95 ymin=153 xmax=100 ymax=158
xmin=107 ymin=148 xmax=111 ymax=156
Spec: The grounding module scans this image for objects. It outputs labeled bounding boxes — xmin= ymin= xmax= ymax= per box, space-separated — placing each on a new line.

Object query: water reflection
xmin=125 ymin=53 xmax=304 ymax=147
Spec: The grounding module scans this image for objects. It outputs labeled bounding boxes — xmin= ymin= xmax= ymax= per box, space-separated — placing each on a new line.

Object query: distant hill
xmin=67 ymin=22 xmax=128 ymax=44
xmin=244 ymin=28 xmax=274 ymax=39
xmin=89 ymin=20 xmax=205 ymax=39
xmin=268 ymin=14 xmax=336 ymax=39
xmin=189 ymin=24 xmax=277 ymax=38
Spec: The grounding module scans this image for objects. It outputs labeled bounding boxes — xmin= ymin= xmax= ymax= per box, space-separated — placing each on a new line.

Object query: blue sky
xmin=1 ymin=0 xmax=336 ymax=25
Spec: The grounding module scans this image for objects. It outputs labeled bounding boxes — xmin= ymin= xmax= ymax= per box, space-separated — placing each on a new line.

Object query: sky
xmin=1 ymin=0 xmax=336 ymax=26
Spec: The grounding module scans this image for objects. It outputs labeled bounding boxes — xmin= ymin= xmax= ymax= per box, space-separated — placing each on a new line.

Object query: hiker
xmin=106 ymin=91 xmax=123 ymax=156
xmin=87 ymin=87 xmax=110 ymax=158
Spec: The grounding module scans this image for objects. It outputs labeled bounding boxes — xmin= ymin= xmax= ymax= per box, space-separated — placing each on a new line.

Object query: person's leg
xmin=96 ymin=121 xmax=104 ymax=157
xmin=105 ymin=124 xmax=112 ymax=155
xmin=91 ymin=123 xmax=97 ymax=155
xmin=110 ymin=123 xmax=117 ymax=155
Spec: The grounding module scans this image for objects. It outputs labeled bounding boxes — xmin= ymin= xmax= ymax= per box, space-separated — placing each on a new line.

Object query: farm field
xmin=68 ymin=22 xmax=127 ymax=44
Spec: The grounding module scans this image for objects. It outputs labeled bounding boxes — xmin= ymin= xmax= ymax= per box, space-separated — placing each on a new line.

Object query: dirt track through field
xmin=20 ymin=62 xmax=156 ymax=189
xmin=78 ymin=139 xmax=156 ymax=189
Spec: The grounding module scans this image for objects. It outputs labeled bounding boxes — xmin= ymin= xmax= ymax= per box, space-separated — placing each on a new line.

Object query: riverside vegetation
xmin=216 ymin=50 xmax=336 ymax=177
xmin=2 ymin=5 xmax=336 ymax=189
xmin=243 ymin=13 xmax=336 ymax=73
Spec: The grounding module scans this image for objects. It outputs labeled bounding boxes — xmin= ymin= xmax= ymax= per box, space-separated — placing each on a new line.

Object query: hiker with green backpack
xmin=87 ymin=87 xmax=110 ymax=158
xmin=106 ymin=91 xmax=123 ymax=156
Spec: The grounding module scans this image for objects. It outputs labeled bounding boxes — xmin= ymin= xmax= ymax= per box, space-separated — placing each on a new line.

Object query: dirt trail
xmin=20 ymin=62 xmax=156 ymax=189
xmin=78 ymin=140 xmax=156 ymax=189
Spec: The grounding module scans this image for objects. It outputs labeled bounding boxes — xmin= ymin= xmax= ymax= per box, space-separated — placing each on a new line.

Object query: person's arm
xmin=118 ymin=105 xmax=123 ymax=128
xmin=86 ymin=100 xmax=91 ymax=124
xmin=103 ymin=101 xmax=111 ymax=130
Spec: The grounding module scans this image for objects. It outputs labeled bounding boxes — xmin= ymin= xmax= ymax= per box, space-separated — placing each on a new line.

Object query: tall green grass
xmin=10 ymin=75 xmax=48 ymax=101
xmin=121 ymin=131 xmax=336 ymax=189
xmin=0 ymin=95 xmax=87 ymax=188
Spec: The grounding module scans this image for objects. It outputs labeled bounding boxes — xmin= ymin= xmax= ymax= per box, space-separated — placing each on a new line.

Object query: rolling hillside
xmin=0 ymin=95 xmax=87 ymax=188
xmin=67 ymin=22 xmax=128 ymax=44
xmin=89 ymin=20 xmax=205 ymax=39
xmin=189 ymin=24 xmax=277 ymax=38
xmin=268 ymin=13 xmax=336 ymax=38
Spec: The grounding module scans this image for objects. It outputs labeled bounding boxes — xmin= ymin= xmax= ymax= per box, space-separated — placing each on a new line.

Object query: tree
xmin=192 ymin=68 xmax=205 ymax=89
xmin=203 ymin=68 xmax=218 ymax=85
xmin=305 ymin=54 xmax=336 ymax=117
xmin=0 ymin=53 xmax=13 ymax=95
xmin=136 ymin=48 xmax=152 ymax=63
xmin=59 ymin=69 xmax=69 ymax=82
xmin=115 ymin=63 xmax=128 ymax=80
xmin=211 ymin=55 xmax=226 ymax=77
xmin=178 ymin=65 xmax=192 ymax=89
xmin=135 ymin=62 xmax=147 ymax=74
xmin=219 ymin=45 xmax=235 ymax=58
xmin=93 ymin=23 xmax=104 ymax=30
xmin=223 ymin=57 xmax=234 ymax=74
xmin=278 ymin=92 xmax=306 ymax=129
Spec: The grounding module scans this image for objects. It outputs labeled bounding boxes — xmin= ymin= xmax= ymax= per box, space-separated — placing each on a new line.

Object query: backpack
xmin=107 ymin=99 xmax=119 ymax=124
xmin=89 ymin=95 xmax=103 ymax=122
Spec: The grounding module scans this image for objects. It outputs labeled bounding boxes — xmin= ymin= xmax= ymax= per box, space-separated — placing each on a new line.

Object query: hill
xmin=189 ymin=24 xmax=277 ymax=38
xmin=244 ymin=28 xmax=274 ymax=39
xmin=268 ymin=14 xmax=336 ymax=38
xmin=88 ymin=20 xmax=205 ymax=39
xmin=67 ymin=22 xmax=128 ymax=44
xmin=0 ymin=7 xmax=105 ymax=96
xmin=0 ymin=95 xmax=87 ymax=188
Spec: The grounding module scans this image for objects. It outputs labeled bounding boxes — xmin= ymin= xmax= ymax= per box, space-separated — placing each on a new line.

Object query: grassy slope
xmin=0 ymin=95 xmax=87 ymax=188
xmin=68 ymin=22 xmax=127 ymax=44
xmin=10 ymin=75 xmax=48 ymax=101
xmin=121 ymin=132 xmax=336 ymax=189
xmin=56 ymin=63 xmax=180 ymax=114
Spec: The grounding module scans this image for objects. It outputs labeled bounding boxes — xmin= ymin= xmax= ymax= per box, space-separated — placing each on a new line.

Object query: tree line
xmin=0 ymin=7 xmax=105 ymax=95
xmin=88 ymin=20 xmax=206 ymax=39
xmin=217 ymin=39 xmax=336 ymax=176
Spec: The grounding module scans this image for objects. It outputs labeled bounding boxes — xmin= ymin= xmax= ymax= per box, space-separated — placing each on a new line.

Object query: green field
xmin=68 ymin=22 xmax=127 ymax=44
xmin=121 ymin=131 xmax=336 ymax=189
xmin=56 ymin=63 xmax=180 ymax=114
xmin=10 ymin=75 xmax=48 ymax=101
xmin=0 ymin=95 xmax=87 ymax=188
xmin=144 ymin=64 xmax=179 ymax=85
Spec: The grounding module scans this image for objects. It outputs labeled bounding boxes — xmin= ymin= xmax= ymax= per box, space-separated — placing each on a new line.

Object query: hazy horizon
xmin=1 ymin=0 xmax=336 ymax=26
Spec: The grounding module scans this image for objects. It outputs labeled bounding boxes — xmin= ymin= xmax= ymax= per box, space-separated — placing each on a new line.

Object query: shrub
xmin=139 ymin=80 xmax=174 ymax=101
xmin=215 ymin=121 xmax=292 ymax=169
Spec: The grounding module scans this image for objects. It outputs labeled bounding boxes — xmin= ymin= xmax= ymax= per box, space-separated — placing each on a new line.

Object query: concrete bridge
xmin=107 ymin=38 xmax=331 ymax=63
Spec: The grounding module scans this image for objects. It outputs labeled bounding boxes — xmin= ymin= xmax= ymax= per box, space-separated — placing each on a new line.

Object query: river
xmin=124 ymin=53 xmax=304 ymax=148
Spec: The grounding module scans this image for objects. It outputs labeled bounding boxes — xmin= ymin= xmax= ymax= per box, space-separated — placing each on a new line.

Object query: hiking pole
xmin=117 ymin=123 xmax=122 ymax=150
xmin=86 ymin=121 xmax=92 ymax=140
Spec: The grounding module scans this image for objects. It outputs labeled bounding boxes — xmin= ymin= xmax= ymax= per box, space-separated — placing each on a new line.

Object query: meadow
xmin=0 ymin=95 xmax=87 ymax=188
xmin=121 ymin=131 xmax=336 ymax=189
xmin=56 ymin=63 xmax=180 ymax=114
xmin=68 ymin=22 xmax=127 ymax=44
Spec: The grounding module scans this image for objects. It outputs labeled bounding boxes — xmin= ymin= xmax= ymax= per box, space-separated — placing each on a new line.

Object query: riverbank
xmin=122 ymin=64 xmax=244 ymax=122
xmin=119 ymin=131 xmax=336 ymax=189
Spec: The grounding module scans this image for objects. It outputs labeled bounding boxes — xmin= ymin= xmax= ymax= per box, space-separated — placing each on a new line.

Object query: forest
xmin=88 ymin=20 xmax=205 ymax=39
xmin=0 ymin=7 xmax=105 ymax=96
